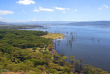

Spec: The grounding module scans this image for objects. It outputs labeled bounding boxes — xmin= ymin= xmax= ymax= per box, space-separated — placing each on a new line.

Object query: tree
xmin=32 ymin=47 xmax=37 ymax=52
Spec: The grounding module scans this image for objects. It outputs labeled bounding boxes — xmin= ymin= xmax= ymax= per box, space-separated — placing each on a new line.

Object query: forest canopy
xmin=0 ymin=30 xmax=109 ymax=74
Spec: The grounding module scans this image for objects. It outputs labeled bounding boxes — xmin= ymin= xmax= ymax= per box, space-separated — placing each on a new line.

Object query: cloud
xmin=32 ymin=19 xmax=41 ymax=21
xmin=33 ymin=9 xmax=40 ymax=12
xmin=39 ymin=7 xmax=54 ymax=11
xmin=32 ymin=19 xmax=37 ymax=21
xmin=98 ymin=5 xmax=109 ymax=10
xmin=34 ymin=7 xmax=54 ymax=12
xmin=55 ymin=7 xmax=69 ymax=10
xmin=0 ymin=10 xmax=14 ymax=15
xmin=17 ymin=0 xmax=35 ymax=5
xmin=34 ymin=7 xmax=70 ymax=13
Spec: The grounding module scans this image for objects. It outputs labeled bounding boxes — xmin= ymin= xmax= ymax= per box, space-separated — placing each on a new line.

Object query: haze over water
xmin=26 ymin=24 xmax=110 ymax=72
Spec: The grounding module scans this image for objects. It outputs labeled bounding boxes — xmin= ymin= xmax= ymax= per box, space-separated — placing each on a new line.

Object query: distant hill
xmin=68 ymin=21 xmax=110 ymax=27
xmin=11 ymin=21 xmax=73 ymax=25
xmin=19 ymin=21 xmax=110 ymax=26
xmin=29 ymin=21 xmax=73 ymax=24
xmin=1 ymin=21 xmax=110 ymax=27
xmin=0 ymin=21 xmax=8 ymax=25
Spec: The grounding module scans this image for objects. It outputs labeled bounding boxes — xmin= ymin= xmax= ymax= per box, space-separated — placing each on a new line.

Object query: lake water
xmin=25 ymin=24 xmax=110 ymax=72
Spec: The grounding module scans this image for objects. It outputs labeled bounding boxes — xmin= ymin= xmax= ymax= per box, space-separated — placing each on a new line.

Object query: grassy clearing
xmin=41 ymin=33 xmax=65 ymax=39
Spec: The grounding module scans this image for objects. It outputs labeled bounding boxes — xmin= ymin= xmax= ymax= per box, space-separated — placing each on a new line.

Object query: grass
xmin=41 ymin=33 xmax=65 ymax=39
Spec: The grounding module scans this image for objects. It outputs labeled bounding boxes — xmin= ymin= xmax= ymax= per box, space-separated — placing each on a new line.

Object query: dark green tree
xmin=32 ymin=47 xmax=36 ymax=52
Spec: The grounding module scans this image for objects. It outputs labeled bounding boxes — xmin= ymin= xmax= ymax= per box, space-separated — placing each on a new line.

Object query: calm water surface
xmin=26 ymin=25 xmax=110 ymax=72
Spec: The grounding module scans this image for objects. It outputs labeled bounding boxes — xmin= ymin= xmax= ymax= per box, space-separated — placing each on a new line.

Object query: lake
xmin=25 ymin=24 xmax=110 ymax=72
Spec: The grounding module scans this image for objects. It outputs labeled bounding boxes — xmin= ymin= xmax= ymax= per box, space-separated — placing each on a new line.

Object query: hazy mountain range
xmin=0 ymin=21 xmax=110 ymax=27
xmin=69 ymin=21 xmax=110 ymax=26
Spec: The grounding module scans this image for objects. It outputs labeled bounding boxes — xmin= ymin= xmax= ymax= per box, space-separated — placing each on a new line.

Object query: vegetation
xmin=41 ymin=33 xmax=64 ymax=39
xmin=0 ymin=30 xmax=109 ymax=74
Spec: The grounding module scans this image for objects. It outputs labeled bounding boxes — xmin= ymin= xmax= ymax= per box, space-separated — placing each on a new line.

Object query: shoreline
xmin=41 ymin=33 xmax=65 ymax=40
xmin=45 ymin=33 xmax=65 ymax=55
xmin=42 ymin=33 xmax=110 ymax=73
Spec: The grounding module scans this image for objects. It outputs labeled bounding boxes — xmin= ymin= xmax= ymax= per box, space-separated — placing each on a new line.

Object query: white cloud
xmin=32 ymin=19 xmax=37 ymax=21
xmin=33 ymin=9 xmax=40 ymax=12
xmin=34 ymin=7 xmax=54 ymax=12
xmin=39 ymin=7 xmax=54 ymax=11
xmin=0 ymin=10 xmax=14 ymax=15
xmin=34 ymin=7 xmax=70 ymax=13
xmin=55 ymin=7 xmax=69 ymax=10
xmin=98 ymin=5 xmax=109 ymax=10
xmin=32 ymin=19 xmax=40 ymax=21
xmin=17 ymin=0 xmax=35 ymax=5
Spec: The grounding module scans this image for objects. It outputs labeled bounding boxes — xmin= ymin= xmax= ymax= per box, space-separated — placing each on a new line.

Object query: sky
xmin=0 ymin=0 xmax=110 ymax=22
